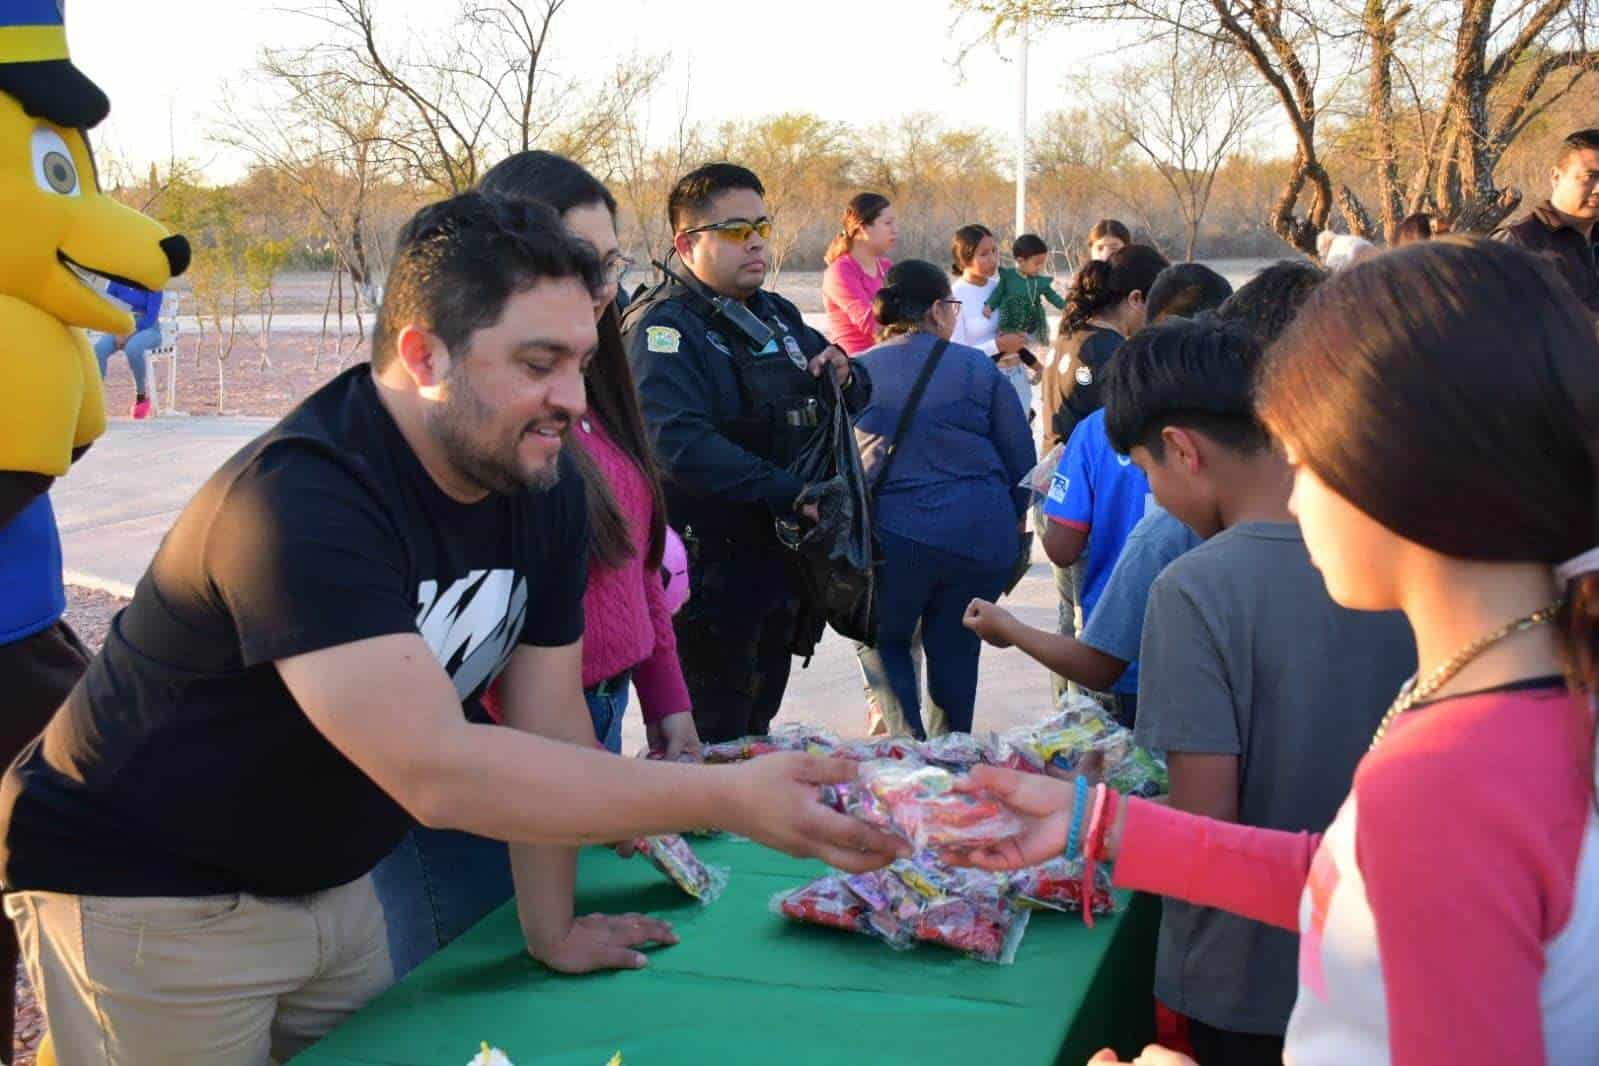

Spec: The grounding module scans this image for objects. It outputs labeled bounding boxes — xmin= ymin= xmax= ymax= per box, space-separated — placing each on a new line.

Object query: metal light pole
xmin=1015 ymin=15 xmax=1029 ymax=237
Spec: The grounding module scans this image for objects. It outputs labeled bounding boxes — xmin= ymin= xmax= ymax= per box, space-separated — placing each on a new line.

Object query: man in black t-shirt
xmin=0 ymin=193 xmax=902 ymax=1064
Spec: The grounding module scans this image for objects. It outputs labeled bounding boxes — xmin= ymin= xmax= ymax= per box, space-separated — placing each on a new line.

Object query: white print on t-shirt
xmin=415 ymin=569 xmax=529 ymax=700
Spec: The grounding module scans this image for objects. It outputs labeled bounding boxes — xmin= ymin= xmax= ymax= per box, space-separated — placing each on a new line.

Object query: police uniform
xmin=624 ymin=279 xmax=871 ymax=743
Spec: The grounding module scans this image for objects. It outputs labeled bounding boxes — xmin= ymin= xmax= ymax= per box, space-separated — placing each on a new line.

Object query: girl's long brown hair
xmin=480 ymin=151 xmax=668 ymax=570
xmin=1257 ymin=237 xmax=1599 ymax=695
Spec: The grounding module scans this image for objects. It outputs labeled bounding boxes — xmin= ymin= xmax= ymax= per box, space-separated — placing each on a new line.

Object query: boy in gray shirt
xmin=1103 ymin=318 xmax=1415 ymax=1064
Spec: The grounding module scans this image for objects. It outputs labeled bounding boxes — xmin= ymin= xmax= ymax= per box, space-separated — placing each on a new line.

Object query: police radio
xmin=650 ymin=258 xmax=775 ymax=353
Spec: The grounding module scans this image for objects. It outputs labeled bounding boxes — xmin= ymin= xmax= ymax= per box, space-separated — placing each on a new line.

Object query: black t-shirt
xmin=1044 ymin=327 xmax=1123 ymax=451
xmin=0 ymin=367 xmax=587 ymax=897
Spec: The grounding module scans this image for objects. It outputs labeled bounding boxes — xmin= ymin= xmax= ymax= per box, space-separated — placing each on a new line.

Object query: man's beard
xmin=427 ymin=370 xmax=563 ymax=495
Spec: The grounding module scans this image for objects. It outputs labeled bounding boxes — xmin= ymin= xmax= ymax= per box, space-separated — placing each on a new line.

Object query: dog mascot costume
xmin=0 ymin=3 xmax=188 ymax=1058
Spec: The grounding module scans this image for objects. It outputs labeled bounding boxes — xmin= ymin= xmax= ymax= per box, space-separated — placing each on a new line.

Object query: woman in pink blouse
xmin=952 ymin=239 xmax=1599 ymax=1066
xmin=372 ymin=151 xmax=700 ymax=978
xmin=822 ymin=193 xmax=898 ymax=354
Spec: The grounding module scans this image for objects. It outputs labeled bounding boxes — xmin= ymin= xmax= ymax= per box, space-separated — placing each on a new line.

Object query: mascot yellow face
xmin=0 ymin=1 xmax=189 ymax=477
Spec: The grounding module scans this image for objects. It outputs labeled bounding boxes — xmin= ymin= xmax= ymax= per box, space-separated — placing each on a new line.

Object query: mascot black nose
xmin=160 ymin=235 xmax=191 ymax=278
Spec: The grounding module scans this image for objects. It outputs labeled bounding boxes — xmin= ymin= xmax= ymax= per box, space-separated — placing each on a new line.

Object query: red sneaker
xmin=131 ymin=398 xmax=152 ymax=420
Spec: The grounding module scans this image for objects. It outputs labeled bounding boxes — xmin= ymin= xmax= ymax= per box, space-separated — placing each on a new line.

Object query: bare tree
xmin=962 ymin=0 xmax=1597 ymax=250
xmin=1079 ymin=26 xmax=1271 ymax=258
xmin=274 ymin=1 xmax=663 ymax=195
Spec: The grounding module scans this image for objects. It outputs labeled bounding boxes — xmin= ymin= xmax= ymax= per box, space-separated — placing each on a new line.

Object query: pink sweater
xmin=1114 ymin=684 xmax=1599 ymax=1064
xmin=482 ymin=418 xmax=691 ymax=728
xmin=823 ymin=254 xmax=893 ymax=355
xmin=572 ymin=417 xmax=691 ymax=724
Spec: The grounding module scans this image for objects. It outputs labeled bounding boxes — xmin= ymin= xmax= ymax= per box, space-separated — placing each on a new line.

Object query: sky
xmin=67 ymin=0 xmax=1125 ymax=183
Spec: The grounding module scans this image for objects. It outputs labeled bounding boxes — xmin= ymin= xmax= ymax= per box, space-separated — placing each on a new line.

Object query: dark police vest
xmin=623 ymin=280 xmax=825 ymax=547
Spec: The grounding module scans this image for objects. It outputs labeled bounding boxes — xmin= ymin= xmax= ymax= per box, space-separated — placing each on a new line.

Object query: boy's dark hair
xmin=1103 ymin=317 xmax=1270 ymax=457
xmin=1214 ymin=260 xmax=1327 ymax=345
xmin=1558 ymin=128 xmax=1599 ymax=166
xmin=667 ymin=163 xmax=766 ymax=233
xmin=1395 ymin=212 xmax=1433 ymax=245
xmin=1012 ymin=233 xmax=1048 ymax=259
xmin=1146 ymin=263 xmax=1234 ymax=323
xmin=372 ymin=192 xmax=603 ymax=372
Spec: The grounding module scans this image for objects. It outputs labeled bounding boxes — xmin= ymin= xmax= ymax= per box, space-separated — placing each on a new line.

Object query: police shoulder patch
xmin=646 ymin=326 xmax=682 ymax=354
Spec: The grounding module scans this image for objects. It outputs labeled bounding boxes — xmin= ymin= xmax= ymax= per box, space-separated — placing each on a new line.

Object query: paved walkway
xmin=54 ymin=417 xmax=1061 ymax=745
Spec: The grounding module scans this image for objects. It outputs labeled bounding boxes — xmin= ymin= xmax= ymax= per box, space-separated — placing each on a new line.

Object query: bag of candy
xmin=842 ymin=869 xmax=922 ymax=948
xmin=917 ymin=732 xmax=987 ymax=771
xmin=912 ymin=895 xmax=1030 ymax=964
xmin=824 ymin=763 xmax=1024 ymax=851
xmin=767 ymin=722 xmax=841 ymax=754
xmin=700 ymin=736 xmax=783 ymax=764
xmin=635 ymin=834 xmax=729 ymax=904
xmin=834 ymin=736 xmax=925 ymax=764
xmin=1009 ymin=856 xmax=1116 ymax=915
xmin=1020 ymin=443 xmax=1064 ymax=504
xmin=771 ymin=875 xmax=872 ymax=935
xmin=467 ymin=1044 xmax=515 ymax=1066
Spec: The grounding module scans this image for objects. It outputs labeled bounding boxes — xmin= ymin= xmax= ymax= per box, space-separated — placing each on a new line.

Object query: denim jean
xmin=371 ymin=678 xmax=631 ymax=979
xmin=93 ymin=326 xmax=162 ymax=395
xmin=370 ymin=826 xmax=511 ymax=980
xmin=1032 ymin=501 xmax=1081 ymax=704
xmin=586 ymin=676 xmax=631 ymax=754
xmin=864 ymin=529 xmax=1012 ymax=737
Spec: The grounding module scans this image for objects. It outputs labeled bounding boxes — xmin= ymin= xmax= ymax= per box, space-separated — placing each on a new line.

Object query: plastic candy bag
xmin=1010 ymin=856 xmax=1116 ymax=915
xmin=824 ymin=763 xmax=1024 ymax=851
xmin=771 ymin=876 xmax=870 ymax=934
xmin=1020 ymin=443 xmax=1064 ymax=504
xmin=700 ymin=737 xmax=782 ymax=764
xmin=918 ymin=732 xmax=987 ymax=771
xmin=834 ymin=736 xmax=925 ymax=764
xmin=913 ymin=895 xmax=1030 ymax=964
xmin=467 ymin=1044 xmax=514 ymax=1066
xmin=635 ymin=834 xmax=729 ymax=904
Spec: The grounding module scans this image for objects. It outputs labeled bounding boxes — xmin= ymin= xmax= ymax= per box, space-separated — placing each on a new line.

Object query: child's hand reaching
xmin=981 ymin=304 xmax=994 ymax=318
xmin=963 ymin=598 xmax=1016 ymax=647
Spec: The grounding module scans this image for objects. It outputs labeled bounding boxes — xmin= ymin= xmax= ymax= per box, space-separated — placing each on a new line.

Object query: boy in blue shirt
xmin=1036 ymin=408 xmax=1151 ymax=723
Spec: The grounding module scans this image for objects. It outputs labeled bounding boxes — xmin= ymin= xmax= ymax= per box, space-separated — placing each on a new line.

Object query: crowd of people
xmin=0 ymin=107 xmax=1595 ymax=1065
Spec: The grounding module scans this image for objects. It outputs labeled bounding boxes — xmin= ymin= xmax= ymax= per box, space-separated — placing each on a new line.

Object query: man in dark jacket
xmin=623 ymin=164 xmax=865 ymax=743
xmin=1494 ymin=128 xmax=1599 ymax=318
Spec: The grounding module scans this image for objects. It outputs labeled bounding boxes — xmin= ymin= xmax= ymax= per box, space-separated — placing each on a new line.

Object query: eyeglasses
xmin=603 ymin=253 xmax=636 ymax=288
xmin=681 ymin=217 xmax=774 ymax=244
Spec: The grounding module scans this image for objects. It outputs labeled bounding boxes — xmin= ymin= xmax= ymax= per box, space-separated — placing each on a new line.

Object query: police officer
xmin=624 ymin=163 xmax=868 ymax=744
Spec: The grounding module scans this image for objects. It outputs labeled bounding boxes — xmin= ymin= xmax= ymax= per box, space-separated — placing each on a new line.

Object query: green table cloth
xmin=294 ymin=838 xmax=1158 ymax=1066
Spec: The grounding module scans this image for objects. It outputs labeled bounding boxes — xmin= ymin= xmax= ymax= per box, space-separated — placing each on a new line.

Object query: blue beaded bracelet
xmin=1065 ymin=774 xmax=1090 ymax=860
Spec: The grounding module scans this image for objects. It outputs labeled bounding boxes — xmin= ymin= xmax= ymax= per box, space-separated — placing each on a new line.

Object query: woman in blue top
xmin=854 ymin=260 xmax=1036 ymax=737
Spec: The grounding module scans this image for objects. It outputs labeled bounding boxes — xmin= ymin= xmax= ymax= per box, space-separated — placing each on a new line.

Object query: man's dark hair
xmin=667 ymin=163 xmax=766 ymax=233
xmin=1146 ymin=263 xmax=1234 ymax=323
xmin=1012 ymin=233 xmax=1048 ymax=259
xmin=1214 ymin=260 xmax=1327 ymax=346
xmin=1558 ymin=128 xmax=1599 ymax=167
xmin=1104 ymin=317 xmax=1270 ymax=457
xmin=372 ymin=192 xmax=603 ymax=371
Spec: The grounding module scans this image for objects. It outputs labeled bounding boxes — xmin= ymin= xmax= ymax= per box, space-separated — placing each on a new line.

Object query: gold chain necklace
xmin=1369 ymin=602 xmax=1564 ymax=751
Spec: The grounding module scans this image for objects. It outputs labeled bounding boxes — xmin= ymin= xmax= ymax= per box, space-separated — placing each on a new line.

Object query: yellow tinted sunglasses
xmin=683 ymin=217 xmax=774 ymax=244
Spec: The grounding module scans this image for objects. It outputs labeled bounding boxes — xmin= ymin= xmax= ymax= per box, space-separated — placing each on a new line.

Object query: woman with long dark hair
xmin=822 ymin=192 xmax=898 ymax=355
xmin=953 ymin=238 xmax=1599 ymax=1065
xmin=373 ymin=150 xmax=698 ymax=979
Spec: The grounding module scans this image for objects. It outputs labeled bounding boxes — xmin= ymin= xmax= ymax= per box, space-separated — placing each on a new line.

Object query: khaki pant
xmin=7 ymin=875 xmax=392 ymax=1065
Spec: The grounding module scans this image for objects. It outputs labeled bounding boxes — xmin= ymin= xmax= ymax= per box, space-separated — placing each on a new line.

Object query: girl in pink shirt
xmin=477 ymin=151 xmax=698 ymax=758
xmin=822 ymin=193 xmax=897 ymax=354
xmin=951 ymin=238 xmax=1599 ymax=1066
